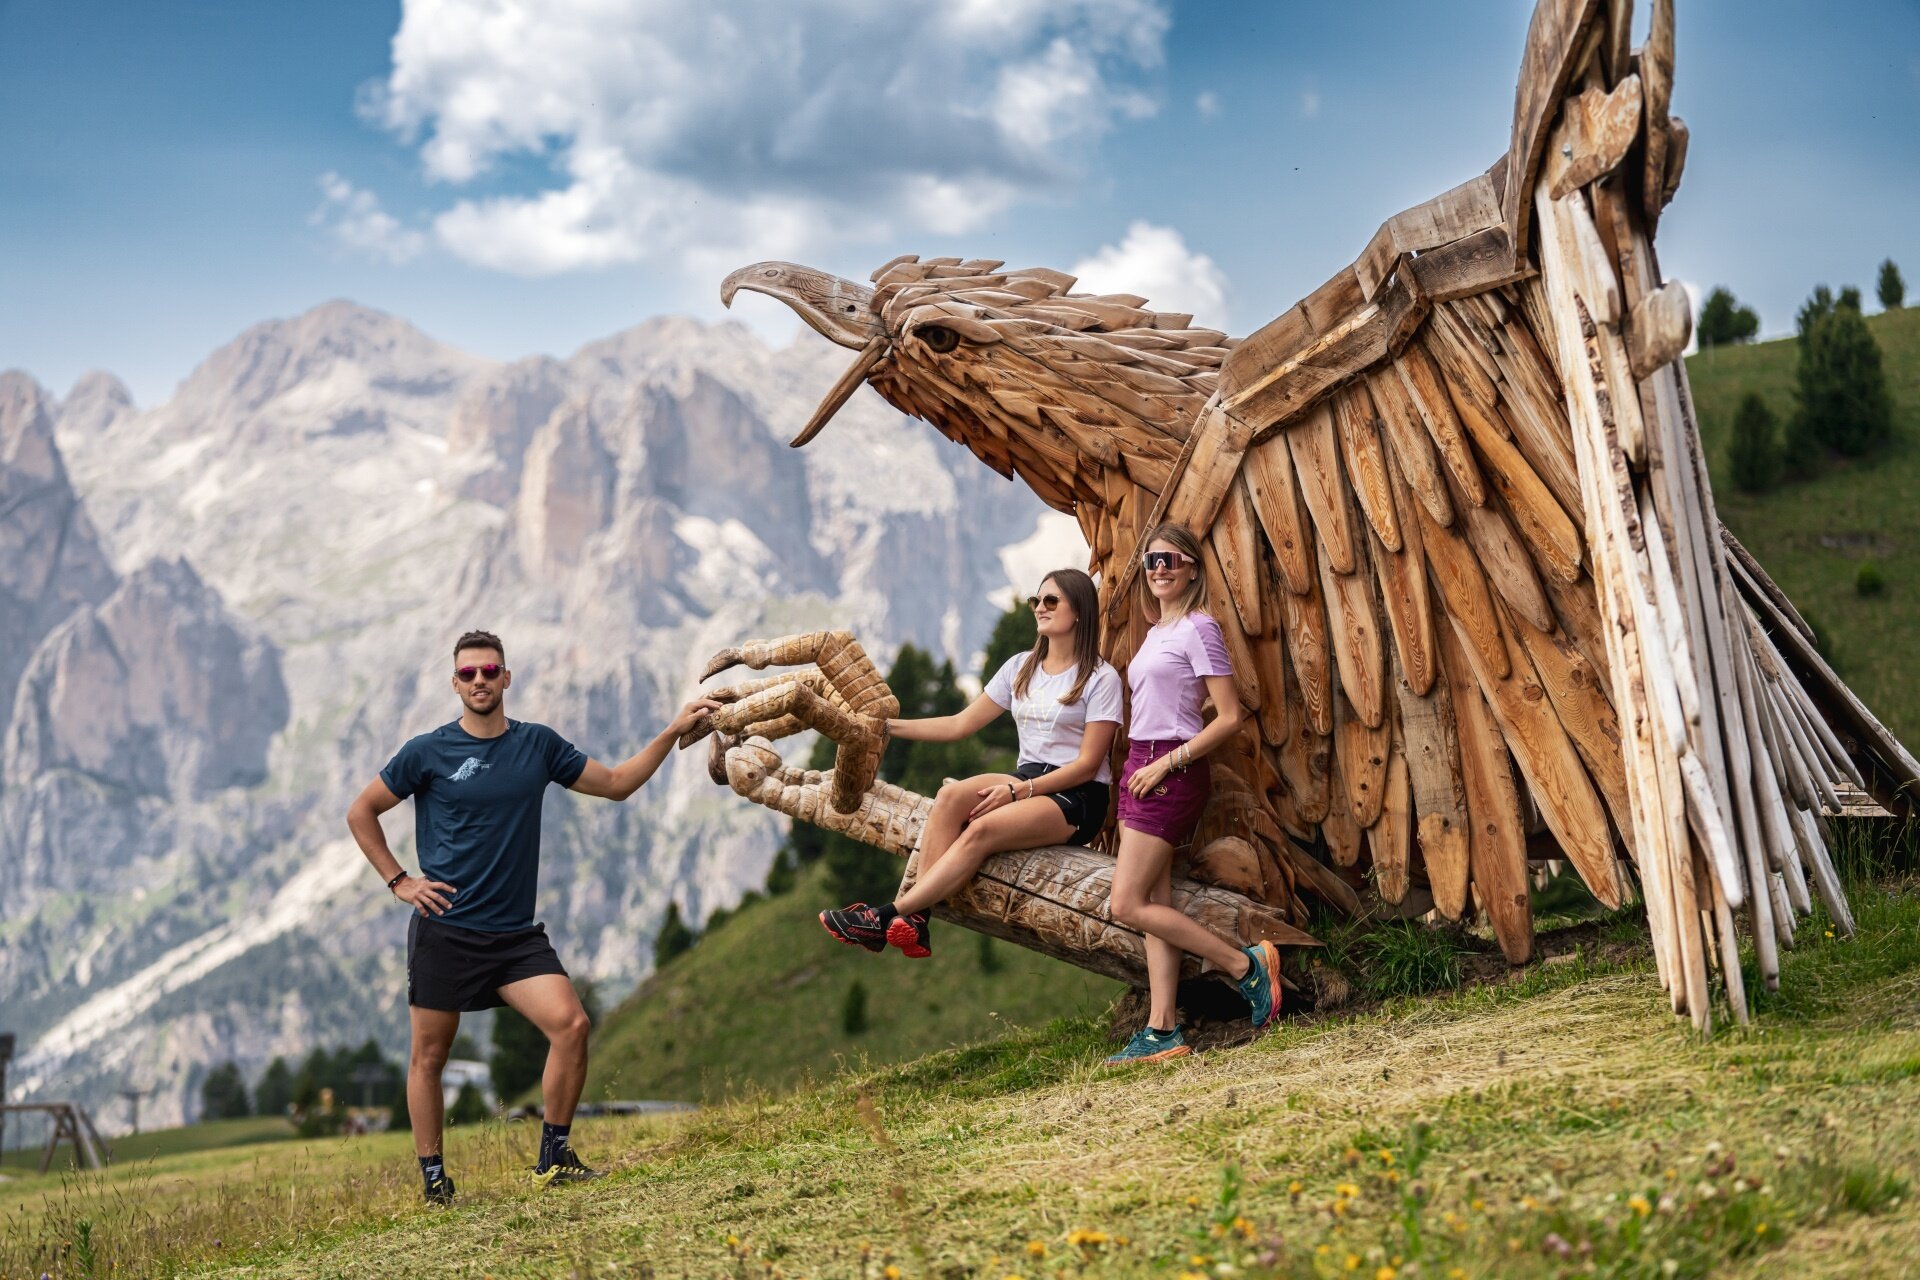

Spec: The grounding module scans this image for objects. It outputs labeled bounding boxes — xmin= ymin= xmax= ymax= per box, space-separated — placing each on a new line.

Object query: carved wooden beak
xmin=722 ymin=261 xmax=890 ymax=446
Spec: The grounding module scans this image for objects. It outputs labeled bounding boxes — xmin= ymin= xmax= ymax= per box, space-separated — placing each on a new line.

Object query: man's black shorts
xmin=407 ymin=914 xmax=568 ymax=1012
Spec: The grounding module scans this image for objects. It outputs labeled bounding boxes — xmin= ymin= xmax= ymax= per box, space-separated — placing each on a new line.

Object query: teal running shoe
xmin=1238 ymin=940 xmax=1282 ymax=1030
xmin=1104 ymin=1025 xmax=1191 ymax=1064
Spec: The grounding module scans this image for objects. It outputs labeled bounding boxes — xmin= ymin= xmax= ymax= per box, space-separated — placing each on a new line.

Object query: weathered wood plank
xmin=1374 ymin=445 xmax=1439 ymax=697
xmin=1316 ymin=526 xmax=1388 ymax=729
xmin=1397 ymin=342 xmax=1489 ymax=507
xmin=1243 ymin=434 xmax=1316 ymax=595
xmin=1287 ymin=400 xmax=1361 ymax=574
xmin=1369 ymin=365 xmax=1457 ymax=529
xmin=1437 ymin=618 xmax=1533 ymax=962
xmin=1337 ymin=688 xmax=1391 ymax=827
xmin=1394 ymin=647 xmax=1471 ymax=918
xmin=1504 ymin=0 xmax=1609 ymax=258
xmin=1332 ymin=381 xmax=1402 ymax=552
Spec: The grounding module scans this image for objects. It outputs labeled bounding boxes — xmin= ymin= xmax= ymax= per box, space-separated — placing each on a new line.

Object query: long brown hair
xmin=1135 ymin=522 xmax=1210 ymax=622
xmin=1014 ymin=568 xmax=1103 ymax=705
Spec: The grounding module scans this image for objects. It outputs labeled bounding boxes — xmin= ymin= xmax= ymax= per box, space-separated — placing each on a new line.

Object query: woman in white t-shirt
xmin=818 ymin=568 xmax=1124 ymax=960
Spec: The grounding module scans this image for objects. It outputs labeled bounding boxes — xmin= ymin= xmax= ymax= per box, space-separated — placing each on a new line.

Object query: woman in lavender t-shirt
xmin=1106 ymin=523 xmax=1282 ymax=1064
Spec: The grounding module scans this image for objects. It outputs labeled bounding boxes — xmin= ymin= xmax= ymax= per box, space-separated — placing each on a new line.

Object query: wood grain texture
xmin=1374 ymin=446 xmax=1439 ymax=697
xmin=1336 ymin=688 xmax=1391 ymax=827
xmin=1333 ymin=381 xmax=1402 ymax=552
xmin=1394 ymin=650 xmax=1472 ymax=919
xmin=1369 ymin=365 xmax=1457 ymax=529
xmin=1243 ymin=434 xmax=1317 ymax=595
xmin=1287 ymin=400 xmax=1361 ymax=574
xmin=1317 ymin=526 xmax=1388 ymax=729
xmin=1436 ymin=621 xmax=1533 ymax=963
xmin=1370 ymin=748 xmax=1415 ymax=904
xmin=1395 ymin=343 xmax=1489 ymax=507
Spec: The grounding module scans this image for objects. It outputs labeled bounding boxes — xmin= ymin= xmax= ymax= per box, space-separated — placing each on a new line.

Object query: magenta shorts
xmin=1116 ymin=739 xmax=1213 ymax=845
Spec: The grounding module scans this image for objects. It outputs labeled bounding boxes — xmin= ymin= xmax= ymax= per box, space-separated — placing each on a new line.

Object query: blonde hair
xmin=1136 ymin=522 xmax=1209 ymax=622
xmin=1014 ymin=568 xmax=1102 ymax=705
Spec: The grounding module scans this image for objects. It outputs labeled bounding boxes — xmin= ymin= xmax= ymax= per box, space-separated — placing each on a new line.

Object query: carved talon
xmin=686 ymin=629 xmax=900 ymax=812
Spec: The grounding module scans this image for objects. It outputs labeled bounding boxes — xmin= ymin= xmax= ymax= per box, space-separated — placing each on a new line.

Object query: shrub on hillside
xmin=1697 ymin=286 xmax=1760 ymax=348
xmin=1728 ymin=393 xmax=1783 ymax=492
xmin=1794 ymin=286 xmax=1893 ymax=457
xmin=1856 ymin=561 xmax=1887 ymax=597
xmin=447 ymin=1082 xmax=490 ymax=1126
xmin=842 ymin=978 xmax=869 ymax=1035
xmin=1880 ymin=259 xmax=1906 ymax=310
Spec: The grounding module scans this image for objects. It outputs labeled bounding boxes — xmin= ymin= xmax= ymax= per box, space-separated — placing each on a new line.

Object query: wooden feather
xmin=1241 ymin=434 xmax=1316 ymax=595
xmin=1331 ymin=382 xmax=1401 ymax=551
xmin=1373 ymin=445 xmax=1438 ymax=696
xmin=1393 ymin=648 xmax=1471 ymax=919
xmin=1316 ymin=525 xmax=1388 ymax=729
xmin=1436 ymin=619 xmax=1532 ymax=963
xmin=1286 ymin=400 xmax=1360 ymax=574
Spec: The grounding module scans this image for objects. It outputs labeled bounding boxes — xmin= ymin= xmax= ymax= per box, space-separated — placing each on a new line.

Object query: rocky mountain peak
xmin=57 ymin=371 xmax=137 ymax=439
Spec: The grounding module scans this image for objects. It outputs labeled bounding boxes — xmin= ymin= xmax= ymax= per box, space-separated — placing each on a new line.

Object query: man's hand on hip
xmin=395 ymin=876 xmax=458 ymax=916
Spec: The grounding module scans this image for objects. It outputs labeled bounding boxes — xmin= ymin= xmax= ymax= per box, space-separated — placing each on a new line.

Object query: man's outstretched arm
xmin=569 ymin=698 xmax=721 ymax=802
xmin=346 ymin=778 xmax=455 ymax=915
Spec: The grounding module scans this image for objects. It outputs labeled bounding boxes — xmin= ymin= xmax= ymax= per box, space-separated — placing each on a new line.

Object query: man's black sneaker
xmin=819 ymin=903 xmax=888 ymax=952
xmin=886 ymin=911 xmax=931 ymax=958
xmin=423 ymin=1172 xmax=457 ymax=1205
xmin=531 ymin=1145 xmax=607 ymax=1188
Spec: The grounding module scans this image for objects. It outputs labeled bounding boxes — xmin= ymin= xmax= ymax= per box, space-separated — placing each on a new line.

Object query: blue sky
xmin=4 ymin=0 xmax=1916 ymax=406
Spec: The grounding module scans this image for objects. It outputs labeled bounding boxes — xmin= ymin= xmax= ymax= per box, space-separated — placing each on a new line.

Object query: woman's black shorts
xmin=407 ymin=914 xmax=569 ymax=1012
xmin=1017 ymin=761 xmax=1111 ymax=846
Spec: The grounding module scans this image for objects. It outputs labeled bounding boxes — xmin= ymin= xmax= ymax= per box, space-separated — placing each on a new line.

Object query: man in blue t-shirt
xmin=347 ymin=628 xmax=715 ymax=1204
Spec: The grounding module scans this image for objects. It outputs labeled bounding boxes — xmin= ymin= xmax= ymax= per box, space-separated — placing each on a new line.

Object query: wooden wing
xmin=1087 ymin=0 xmax=1919 ymax=1031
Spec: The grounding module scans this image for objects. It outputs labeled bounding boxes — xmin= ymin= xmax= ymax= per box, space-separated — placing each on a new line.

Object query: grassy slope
xmin=581 ymin=861 xmax=1123 ymax=1104
xmin=1685 ymin=306 xmax=1920 ymax=742
xmin=0 ymin=1116 xmax=296 ymax=1173
xmin=3 ymin=875 xmax=1916 ymax=1278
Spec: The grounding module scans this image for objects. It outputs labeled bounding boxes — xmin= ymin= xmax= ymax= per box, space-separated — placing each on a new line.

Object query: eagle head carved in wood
xmin=721 ymin=256 xmax=1231 ymax=508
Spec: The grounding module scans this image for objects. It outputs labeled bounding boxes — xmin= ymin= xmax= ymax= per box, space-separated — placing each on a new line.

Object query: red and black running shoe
xmin=886 ymin=912 xmax=931 ymax=958
xmin=819 ymin=903 xmax=888 ymax=952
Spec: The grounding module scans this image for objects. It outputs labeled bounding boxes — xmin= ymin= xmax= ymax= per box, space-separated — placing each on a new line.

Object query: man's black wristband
xmin=386 ymin=870 xmax=409 ymax=891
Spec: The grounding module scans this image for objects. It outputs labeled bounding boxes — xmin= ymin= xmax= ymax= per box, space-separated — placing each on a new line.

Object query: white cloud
xmin=1070 ymin=222 xmax=1229 ymax=331
xmin=358 ymin=0 xmax=1170 ymax=276
xmin=1301 ymin=88 xmax=1322 ymax=119
xmin=1195 ymin=90 xmax=1221 ymax=119
xmin=310 ymin=173 xmax=426 ymax=263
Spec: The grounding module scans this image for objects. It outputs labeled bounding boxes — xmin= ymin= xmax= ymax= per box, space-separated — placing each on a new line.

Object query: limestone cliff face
xmin=4 ymin=557 xmax=287 ymax=798
xmin=0 ymin=372 xmax=118 ymax=737
xmin=3 ymin=301 xmax=1078 ymax=1130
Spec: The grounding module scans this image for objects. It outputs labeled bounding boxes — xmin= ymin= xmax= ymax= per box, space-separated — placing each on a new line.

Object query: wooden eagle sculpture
xmin=685 ymin=0 xmax=1919 ymax=1031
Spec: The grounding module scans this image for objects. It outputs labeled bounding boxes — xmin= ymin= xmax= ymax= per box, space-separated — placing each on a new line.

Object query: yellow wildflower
xmin=726 ymin=1236 xmax=741 ymax=1247
xmin=1344 ymin=1147 xmax=1362 ymax=1166
xmin=1345 ymin=1255 xmax=1361 ymax=1272
xmin=1332 ymin=1199 xmax=1350 ymax=1217
xmin=1289 ymin=1180 xmax=1305 ymax=1197
xmin=1178 ymin=1274 xmax=1207 ymax=1280
xmin=1379 ymin=1149 xmax=1395 ymax=1166
xmin=1026 ymin=1240 xmax=1047 ymax=1258
xmin=1117 ymin=1236 xmax=1131 ymax=1247
xmin=1449 ymin=1271 xmax=1467 ymax=1280
xmin=1521 ymin=1195 xmax=1539 ymax=1212
xmin=1756 ymin=1223 xmax=1768 ymax=1235
xmin=1232 ymin=1215 xmax=1256 ymax=1238
xmin=1317 ymin=1244 xmax=1331 ymax=1256
xmin=1336 ymin=1182 xmax=1361 ymax=1199
xmin=1629 ymin=1195 xmax=1652 ymax=1217
xmin=1187 ymin=1195 xmax=1201 ymax=1208
xmin=1470 ymin=1198 xmax=1486 ymax=1212
xmin=884 ymin=1268 xmax=901 ymax=1280
xmin=1376 ymin=1269 xmax=1396 ymax=1280
xmin=1507 ymin=1237 xmax=1524 ymax=1253
xmin=1189 ymin=1256 xmax=1212 ymax=1267
xmin=1067 ymin=1229 xmax=1110 ymax=1248
xmin=1385 ymin=1169 xmax=1401 ymax=1185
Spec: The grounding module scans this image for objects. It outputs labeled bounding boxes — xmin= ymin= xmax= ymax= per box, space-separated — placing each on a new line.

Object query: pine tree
xmin=1696 ymin=286 xmax=1760 ymax=347
xmin=1728 ymin=393 xmax=1783 ymax=492
xmin=652 ymin=900 xmax=698 ymax=968
xmin=1879 ymin=259 xmax=1906 ymax=310
xmin=254 ymin=1056 xmax=295 ymax=1118
xmin=1796 ymin=298 xmax=1894 ymax=456
xmin=199 ymin=1062 xmax=251 ymax=1120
